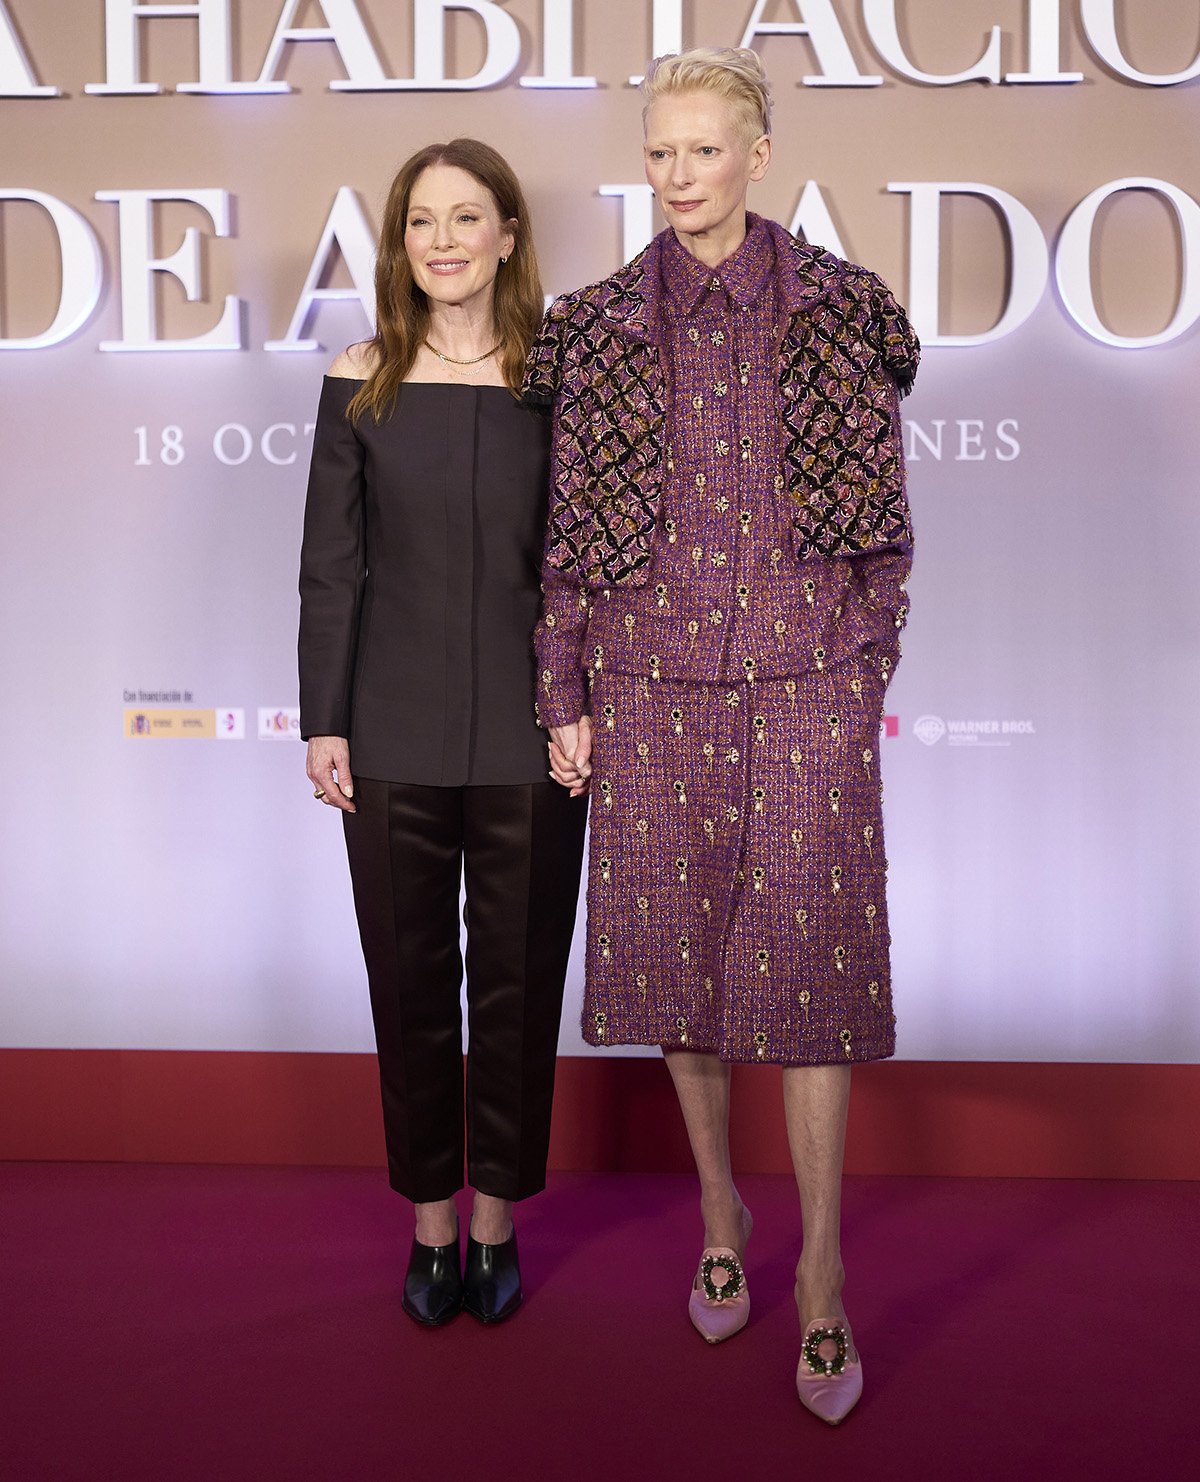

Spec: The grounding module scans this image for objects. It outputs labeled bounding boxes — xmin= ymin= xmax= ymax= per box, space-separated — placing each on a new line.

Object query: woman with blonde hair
xmin=527 ymin=50 xmax=919 ymax=1421
xmin=299 ymin=139 xmax=586 ymax=1327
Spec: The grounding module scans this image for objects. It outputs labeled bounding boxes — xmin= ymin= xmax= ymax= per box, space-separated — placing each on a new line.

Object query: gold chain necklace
xmin=423 ymin=339 xmax=501 ymax=366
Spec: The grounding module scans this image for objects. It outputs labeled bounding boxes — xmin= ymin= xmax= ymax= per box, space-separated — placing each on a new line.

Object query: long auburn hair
xmin=348 ymin=139 xmax=544 ymax=422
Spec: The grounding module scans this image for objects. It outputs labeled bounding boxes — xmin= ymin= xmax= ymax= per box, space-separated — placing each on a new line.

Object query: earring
xmin=499 ymin=255 xmax=509 ymax=264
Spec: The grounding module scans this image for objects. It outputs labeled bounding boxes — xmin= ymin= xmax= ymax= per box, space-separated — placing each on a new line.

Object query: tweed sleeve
xmin=862 ymin=271 xmax=917 ymax=666
xmin=533 ymin=569 xmax=591 ymax=729
xmin=521 ymin=300 xmax=565 ymax=410
xmin=838 ymin=547 xmax=911 ymax=688
xmin=527 ymin=313 xmax=590 ymax=728
xmin=871 ymin=276 xmax=920 ymax=398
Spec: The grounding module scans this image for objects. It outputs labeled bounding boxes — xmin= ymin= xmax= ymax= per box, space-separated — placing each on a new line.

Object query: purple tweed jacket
xmin=522 ymin=217 xmax=919 ymax=590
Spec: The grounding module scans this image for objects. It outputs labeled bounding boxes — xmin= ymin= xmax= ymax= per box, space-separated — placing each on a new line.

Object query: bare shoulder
xmin=327 ymin=341 xmax=378 ymax=379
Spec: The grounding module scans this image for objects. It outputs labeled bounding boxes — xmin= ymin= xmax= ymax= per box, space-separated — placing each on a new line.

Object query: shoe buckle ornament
xmin=802 ymin=1323 xmax=849 ymax=1376
xmin=700 ymin=1253 xmax=745 ymax=1303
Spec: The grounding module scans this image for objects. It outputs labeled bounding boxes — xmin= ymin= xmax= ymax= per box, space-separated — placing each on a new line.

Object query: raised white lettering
xmin=0 ymin=191 xmax=102 ymax=348
xmin=0 ymin=2 xmax=58 ymax=95
xmin=890 ymin=181 xmax=1049 ymax=345
xmin=265 ymin=186 xmax=376 ymax=352
xmin=521 ymin=0 xmax=597 ymax=88
xmin=1056 ymin=178 xmax=1200 ymax=347
xmin=629 ymin=0 xmax=684 ymax=85
xmin=1007 ymin=0 xmax=1083 ymax=83
xmin=85 ymin=0 xmax=268 ymax=96
xmin=862 ymin=0 xmax=1001 ymax=85
xmin=597 ymin=183 xmax=656 ymax=266
xmin=1080 ymin=0 xmax=1200 ymax=85
xmin=383 ymin=0 xmax=522 ymax=91
xmin=739 ymin=0 xmax=882 ymax=88
xmin=95 ymin=189 xmax=242 ymax=351
xmin=788 ymin=180 xmax=849 ymax=259
xmin=255 ymin=0 xmax=387 ymax=93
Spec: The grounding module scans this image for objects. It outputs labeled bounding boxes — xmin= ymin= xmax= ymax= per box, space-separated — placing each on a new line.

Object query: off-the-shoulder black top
xmin=298 ymin=377 xmax=551 ymax=786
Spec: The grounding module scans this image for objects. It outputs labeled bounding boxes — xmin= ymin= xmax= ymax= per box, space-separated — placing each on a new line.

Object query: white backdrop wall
xmin=1 ymin=0 xmax=1198 ymax=1061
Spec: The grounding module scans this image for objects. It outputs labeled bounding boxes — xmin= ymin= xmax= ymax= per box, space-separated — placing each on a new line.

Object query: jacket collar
xmin=601 ymin=215 xmax=846 ymax=341
xmin=661 ymin=213 xmax=775 ymax=314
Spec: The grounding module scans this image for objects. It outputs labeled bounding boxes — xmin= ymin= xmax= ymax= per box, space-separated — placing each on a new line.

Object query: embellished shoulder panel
xmin=780 ymin=258 xmax=920 ymax=560
xmin=523 ymin=246 xmax=667 ymax=588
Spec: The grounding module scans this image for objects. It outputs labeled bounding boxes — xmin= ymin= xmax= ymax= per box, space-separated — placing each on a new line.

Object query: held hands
xmin=548 ymin=715 xmax=593 ymax=797
xmin=306 ymin=736 xmax=356 ymax=813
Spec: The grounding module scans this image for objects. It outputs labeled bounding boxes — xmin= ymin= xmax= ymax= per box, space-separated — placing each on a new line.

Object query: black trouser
xmin=343 ymin=778 xmax=587 ymax=1203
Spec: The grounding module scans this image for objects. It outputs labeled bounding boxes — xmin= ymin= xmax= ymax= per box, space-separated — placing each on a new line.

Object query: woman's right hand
xmin=306 ymin=736 xmax=356 ymax=813
xmin=548 ymin=716 xmax=592 ymax=797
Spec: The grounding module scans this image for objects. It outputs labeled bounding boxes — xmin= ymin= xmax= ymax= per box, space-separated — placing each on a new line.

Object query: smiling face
xmin=403 ymin=163 xmax=516 ymax=315
xmin=643 ymin=90 xmax=771 ymax=263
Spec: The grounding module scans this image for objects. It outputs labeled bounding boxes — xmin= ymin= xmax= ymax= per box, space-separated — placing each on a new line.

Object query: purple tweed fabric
xmin=534 ymin=218 xmax=911 ymax=728
xmin=531 ymin=217 xmax=916 ymax=1065
xmin=523 ymin=214 xmax=918 ymax=604
xmin=584 ymin=664 xmax=896 ymax=1065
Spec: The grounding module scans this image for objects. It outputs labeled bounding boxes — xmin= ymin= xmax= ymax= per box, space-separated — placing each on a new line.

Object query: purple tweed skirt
xmin=582 ymin=655 xmax=897 ymax=1066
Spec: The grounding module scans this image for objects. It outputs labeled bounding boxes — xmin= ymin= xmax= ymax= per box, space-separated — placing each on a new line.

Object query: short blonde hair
xmin=641 ymin=47 xmax=773 ymax=144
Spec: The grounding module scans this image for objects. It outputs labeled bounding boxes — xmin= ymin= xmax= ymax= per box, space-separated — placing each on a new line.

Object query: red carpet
xmin=2 ymin=1164 xmax=1197 ymax=1481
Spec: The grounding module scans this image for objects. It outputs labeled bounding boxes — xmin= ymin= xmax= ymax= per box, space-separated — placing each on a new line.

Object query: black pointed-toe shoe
xmin=402 ymin=1231 xmax=463 ymax=1327
xmin=462 ymin=1230 xmax=522 ymax=1324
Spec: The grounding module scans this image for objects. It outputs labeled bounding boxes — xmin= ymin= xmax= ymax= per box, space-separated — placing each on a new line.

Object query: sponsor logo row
xmin=124 ymin=707 xmax=300 ymax=740
xmin=124 ymin=709 xmax=1034 ymax=748
xmin=912 ymin=715 xmax=1036 ymax=747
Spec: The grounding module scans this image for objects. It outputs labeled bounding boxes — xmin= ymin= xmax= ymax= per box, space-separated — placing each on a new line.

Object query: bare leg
xmin=469 ymin=1192 xmax=514 ymax=1244
xmin=663 ymin=1049 xmax=752 ymax=1252
xmin=413 ymin=1197 xmax=457 ymax=1246
xmin=782 ymin=1062 xmax=855 ymax=1354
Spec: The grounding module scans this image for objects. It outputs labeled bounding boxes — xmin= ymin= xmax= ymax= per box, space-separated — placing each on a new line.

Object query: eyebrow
xmin=407 ymin=200 xmax=488 ymax=213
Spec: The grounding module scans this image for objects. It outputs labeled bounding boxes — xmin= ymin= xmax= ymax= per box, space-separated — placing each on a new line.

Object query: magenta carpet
xmin=2 ymin=1165 xmax=1196 ymax=1481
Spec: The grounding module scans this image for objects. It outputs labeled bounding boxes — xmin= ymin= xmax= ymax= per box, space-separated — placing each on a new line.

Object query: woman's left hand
xmin=548 ymin=715 xmax=592 ymax=797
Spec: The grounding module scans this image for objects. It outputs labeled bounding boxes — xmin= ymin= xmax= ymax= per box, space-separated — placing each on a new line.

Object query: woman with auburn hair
xmin=298 ymin=139 xmax=586 ymax=1327
xmin=527 ymin=50 xmax=919 ymax=1421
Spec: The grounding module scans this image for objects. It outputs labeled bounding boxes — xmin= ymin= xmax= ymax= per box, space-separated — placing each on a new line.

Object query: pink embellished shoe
xmin=795 ymin=1319 xmax=863 ymax=1425
xmin=687 ymin=1248 xmax=749 ymax=1344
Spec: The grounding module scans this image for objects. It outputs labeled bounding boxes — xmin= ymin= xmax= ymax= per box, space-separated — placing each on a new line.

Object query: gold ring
xmin=313 ymin=788 xmax=327 ymax=800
